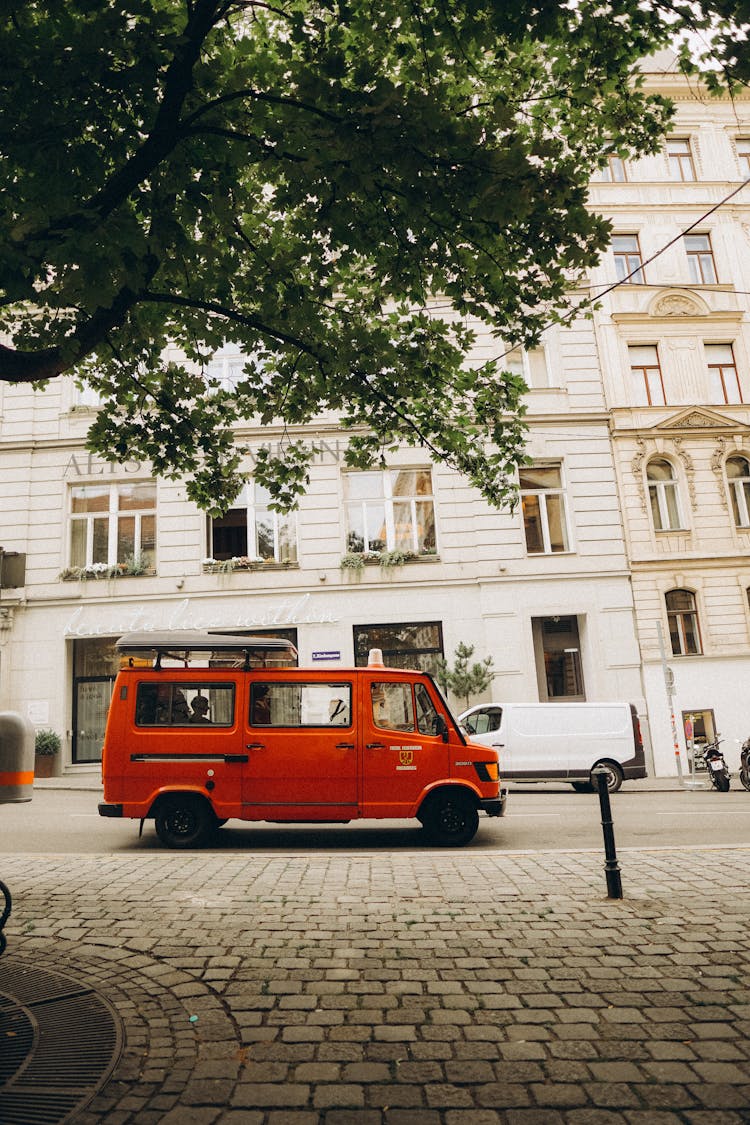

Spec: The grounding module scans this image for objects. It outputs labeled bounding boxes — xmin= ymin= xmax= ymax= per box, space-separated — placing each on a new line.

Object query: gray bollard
xmin=0 ymin=711 xmax=35 ymax=803
xmin=591 ymin=765 xmax=623 ymax=899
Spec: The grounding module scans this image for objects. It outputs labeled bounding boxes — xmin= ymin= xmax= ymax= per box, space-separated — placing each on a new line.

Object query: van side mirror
xmin=435 ymin=714 xmax=449 ymax=742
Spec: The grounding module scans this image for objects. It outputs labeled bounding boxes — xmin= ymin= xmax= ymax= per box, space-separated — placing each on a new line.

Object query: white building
xmin=589 ymin=54 xmax=750 ymax=776
xmin=0 ymin=308 xmax=646 ymax=775
xmin=12 ymin=54 xmax=750 ymax=781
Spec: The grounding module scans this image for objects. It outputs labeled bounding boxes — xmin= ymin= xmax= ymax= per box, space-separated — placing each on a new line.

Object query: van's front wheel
xmin=420 ymin=790 xmax=479 ymax=847
xmin=154 ymin=795 xmax=216 ymax=849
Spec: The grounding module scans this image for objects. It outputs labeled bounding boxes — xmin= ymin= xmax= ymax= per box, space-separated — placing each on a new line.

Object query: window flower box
xmin=59 ymin=556 xmax=155 ymax=581
xmin=340 ymin=549 xmax=439 ymax=572
xmin=202 ymin=556 xmax=297 ymax=574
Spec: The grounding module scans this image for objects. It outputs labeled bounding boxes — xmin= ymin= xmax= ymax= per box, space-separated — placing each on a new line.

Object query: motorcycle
xmin=701 ymin=737 xmax=731 ymax=792
xmin=739 ymin=737 xmax=750 ymax=792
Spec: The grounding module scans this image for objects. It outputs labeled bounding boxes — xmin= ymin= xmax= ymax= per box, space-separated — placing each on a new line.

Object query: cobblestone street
xmin=2 ymin=843 xmax=750 ymax=1123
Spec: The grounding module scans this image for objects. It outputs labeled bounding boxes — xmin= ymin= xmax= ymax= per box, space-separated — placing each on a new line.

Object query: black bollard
xmin=0 ymin=879 xmax=11 ymax=956
xmin=591 ymin=766 xmax=623 ymax=900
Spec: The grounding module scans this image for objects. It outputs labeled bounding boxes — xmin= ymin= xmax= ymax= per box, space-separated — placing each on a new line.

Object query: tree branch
xmin=180 ymin=86 xmax=344 ymax=129
xmin=141 ymin=289 xmax=327 ymax=358
xmin=0 ymin=285 xmax=142 ymax=383
xmin=182 ymin=124 xmax=308 ymax=162
xmin=17 ymin=0 xmax=231 ymax=253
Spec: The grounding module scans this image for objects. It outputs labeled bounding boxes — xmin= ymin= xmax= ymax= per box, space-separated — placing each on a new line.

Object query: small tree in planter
xmin=34 ymin=728 xmax=61 ymax=779
xmin=435 ymin=643 xmax=494 ymax=712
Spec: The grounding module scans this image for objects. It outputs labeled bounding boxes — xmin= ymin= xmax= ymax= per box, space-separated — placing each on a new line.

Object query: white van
xmin=458 ymin=702 xmax=646 ymax=792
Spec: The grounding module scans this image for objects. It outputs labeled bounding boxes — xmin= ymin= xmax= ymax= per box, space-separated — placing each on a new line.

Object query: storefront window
xmin=682 ymin=709 xmax=716 ymax=771
xmin=72 ymin=637 xmax=121 ymax=763
xmin=532 ymin=615 xmax=586 ymax=701
xmin=353 ymin=622 xmax=444 ymax=673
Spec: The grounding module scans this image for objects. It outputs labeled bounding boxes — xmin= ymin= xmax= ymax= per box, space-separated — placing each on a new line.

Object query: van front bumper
xmin=480 ymin=789 xmax=508 ymax=818
xmin=98 ymin=802 xmax=123 ymax=818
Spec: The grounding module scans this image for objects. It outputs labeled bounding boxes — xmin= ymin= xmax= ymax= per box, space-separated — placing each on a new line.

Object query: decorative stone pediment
xmin=647 ymin=290 xmax=710 ymax=319
xmin=650 ymin=407 xmax=741 ymax=432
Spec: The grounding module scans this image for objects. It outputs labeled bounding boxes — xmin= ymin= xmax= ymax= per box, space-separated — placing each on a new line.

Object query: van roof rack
xmin=116 ymin=630 xmax=298 ymax=670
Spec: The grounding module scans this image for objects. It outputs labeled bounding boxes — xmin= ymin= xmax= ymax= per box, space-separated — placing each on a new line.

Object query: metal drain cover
xmin=0 ymin=958 xmax=123 ymax=1124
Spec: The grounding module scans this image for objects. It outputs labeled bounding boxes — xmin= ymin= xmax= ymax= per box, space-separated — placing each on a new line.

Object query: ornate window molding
xmin=671 ymin=438 xmax=696 ymax=510
xmin=710 ymin=436 xmax=730 ymax=510
xmin=649 ymin=292 xmax=708 ymax=319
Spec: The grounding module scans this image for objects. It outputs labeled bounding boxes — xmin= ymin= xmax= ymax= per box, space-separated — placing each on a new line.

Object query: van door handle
xmin=246 ymin=742 xmax=265 ymax=750
xmin=336 ymin=742 xmax=355 ymax=750
xmin=366 ymin=742 xmax=386 ymax=749
xmin=492 ymin=742 xmax=504 ymax=749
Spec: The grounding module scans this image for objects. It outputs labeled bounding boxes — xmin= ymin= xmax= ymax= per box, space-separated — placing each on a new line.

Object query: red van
xmin=98 ymin=630 xmax=505 ymax=848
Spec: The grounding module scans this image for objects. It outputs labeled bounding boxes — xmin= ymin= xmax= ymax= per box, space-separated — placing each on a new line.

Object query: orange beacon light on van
xmin=98 ymin=630 xmax=506 ymax=848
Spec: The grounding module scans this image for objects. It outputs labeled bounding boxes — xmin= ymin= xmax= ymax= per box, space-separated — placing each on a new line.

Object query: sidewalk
xmin=2 ymin=840 xmax=750 ymax=1122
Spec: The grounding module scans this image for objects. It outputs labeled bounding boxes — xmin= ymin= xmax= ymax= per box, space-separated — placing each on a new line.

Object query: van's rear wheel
xmin=420 ymin=790 xmax=479 ymax=847
xmin=591 ymin=762 xmax=623 ymax=794
xmin=154 ymin=795 xmax=216 ymax=849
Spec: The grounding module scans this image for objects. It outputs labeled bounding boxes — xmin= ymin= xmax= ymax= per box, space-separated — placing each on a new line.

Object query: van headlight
xmin=474 ymin=761 xmax=499 ymax=782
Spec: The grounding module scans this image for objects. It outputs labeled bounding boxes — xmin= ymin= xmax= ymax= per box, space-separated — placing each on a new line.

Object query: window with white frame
xmin=519 ymin=465 xmax=570 ymax=554
xmin=628 ymin=345 xmax=666 ymax=406
xmin=737 ymin=138 xmax=750 ymax=177
xmin=209 ymin=483 xmax=298 ymax=564
xmin=598 ymin=151 xmax=627 ymax=182
xmin=666 ymin=137 xmax=696 ymax=181
xmin=647 ymin=459 xmax=682 ymax=531
xmin=685 ymin=234 xmax=718 ymax=284
xmin=666 ymin=589 xmax=702 ymax=656
xmin=505 ymin=345 xmax=550 ymax=389
xmin=726 ymin=455 xmax=750 ymax=528
xmin=612 ymin=235 xmax=645 ymax=284
xmin=705 ymin=343 xmax=742 ymax=404
xmin=71 ymin=380 xmax=104 ymax=408
xmin=204 ymin=348 xmax=250 ymax=392
xmin=344 ymin=469 xmax=436 ymax=555
xmin=70 ymin=482 xmax=156 ymax=570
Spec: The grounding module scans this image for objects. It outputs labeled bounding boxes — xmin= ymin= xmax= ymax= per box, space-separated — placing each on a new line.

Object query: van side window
xmin=414 ymin=683 xmax=441 ymax=735
xmin=464 ymin=707 xmax=502 ymax=736
xmin=135 ymin=683 xmax=235 ymax=727
xmin=250 ymin=682 xmax=352 ymax=727
xmin=371 ymin=682 xmax=415 ymax=732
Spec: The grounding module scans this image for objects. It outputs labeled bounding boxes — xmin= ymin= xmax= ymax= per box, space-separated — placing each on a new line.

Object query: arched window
xmin=647 ymin=459 xmax=682 ymax=531
xmin=666 ymin=590 xmax=702 ymax=656
xmin=727 ymin=455 xmax=750 ymax=528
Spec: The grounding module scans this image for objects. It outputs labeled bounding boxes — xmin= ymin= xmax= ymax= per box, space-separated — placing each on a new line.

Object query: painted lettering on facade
xmin=63 ymin=440 xmax=344 ymax=481
xmin=63 ymin=594 xmax=337 ymax=637
xmin=64 ymin=453 xmax=143 ymax=477
xmin=246 ymin=440 xmax=344 ymax=465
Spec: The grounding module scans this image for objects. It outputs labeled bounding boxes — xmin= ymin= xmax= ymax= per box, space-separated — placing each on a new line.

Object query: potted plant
xmin=34 ymin=728 xmax=61 ymax=779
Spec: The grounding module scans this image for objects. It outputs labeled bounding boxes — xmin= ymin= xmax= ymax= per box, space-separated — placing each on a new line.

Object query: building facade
xmin=589 ymin=55 xmax=750 ymax=776
xmin=0 ymin=308 xmax=646 ymax=774
xmin=7 ymin=58 xmax=750 ymax=780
